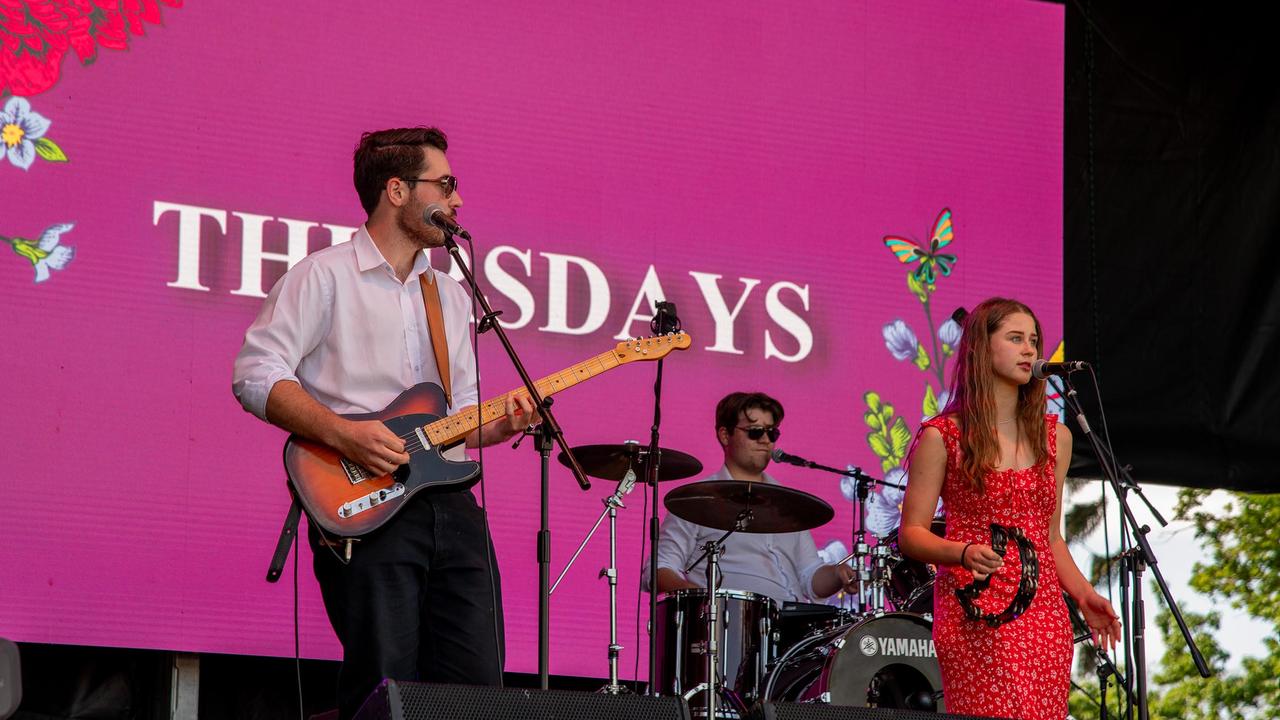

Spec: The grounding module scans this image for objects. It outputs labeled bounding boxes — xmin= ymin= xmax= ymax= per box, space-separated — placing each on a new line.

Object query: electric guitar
xmin=284 ymin=332 xmax=691 ymax=536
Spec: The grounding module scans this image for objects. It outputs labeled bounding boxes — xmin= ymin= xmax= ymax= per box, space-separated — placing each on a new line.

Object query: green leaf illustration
xmin=867 ymin=432 xmax=892 ymax=459
xmin=865 ymin=391 xmax=882 ymax=415
xmin=907 ymin=272 xmax=928 ymax=303
xmin=923 ymin=384 xmax=939 ymax=418
xmin=942 ymin=342 xmax=954 ymax=357
xmin=913 ymin=344 xmax=931 ymax=371
xmin=890 ymin=417 xmax=912 ymax=459
xmin=34 ymin=137 xmax=68 ymax=162
xmin=864 ymin=411 xmax=884 ymax=432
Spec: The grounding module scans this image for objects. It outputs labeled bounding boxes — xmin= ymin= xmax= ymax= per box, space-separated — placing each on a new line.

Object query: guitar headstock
xmin=613 ymin=332 xmax=692 ymax=363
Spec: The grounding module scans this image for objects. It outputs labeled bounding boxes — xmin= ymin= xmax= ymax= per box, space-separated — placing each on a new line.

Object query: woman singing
xmin=899 ymin=297 xmax=1120 ymax=720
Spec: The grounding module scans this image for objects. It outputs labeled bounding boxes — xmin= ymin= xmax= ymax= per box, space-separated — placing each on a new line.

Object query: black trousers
xmin=310 ymin=490 xmax=505 ymax=719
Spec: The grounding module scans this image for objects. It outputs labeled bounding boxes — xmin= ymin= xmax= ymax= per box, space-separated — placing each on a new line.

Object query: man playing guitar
xmin=233 ymin=127 xmax=535 ymax=719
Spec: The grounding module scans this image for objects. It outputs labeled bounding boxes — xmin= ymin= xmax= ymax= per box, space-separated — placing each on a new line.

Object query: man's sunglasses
xmin=736 ymin=425 xmax=781 ymax=442
xmin=404 ymin=175 xmax=458 ymax=198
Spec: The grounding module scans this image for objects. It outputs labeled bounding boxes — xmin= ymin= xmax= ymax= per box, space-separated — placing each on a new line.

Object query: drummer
xmin=651 ymin=391 xmax=857 ymax=603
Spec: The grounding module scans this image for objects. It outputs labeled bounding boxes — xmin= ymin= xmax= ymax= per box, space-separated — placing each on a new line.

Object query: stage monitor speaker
xmin=0 ymin=638 xmax=20 ymax=720
xmin=352 ymin=679 xmax=691 ymax=720
xmin=748 ymin=702 xmax=1011 ymax=720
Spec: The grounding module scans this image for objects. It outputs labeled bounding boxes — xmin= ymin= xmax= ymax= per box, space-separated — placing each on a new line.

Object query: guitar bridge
xmin=340 ymin=457 xmax=371 ymax=484
xmin=337 ymin=483 xmax=406 ymax=519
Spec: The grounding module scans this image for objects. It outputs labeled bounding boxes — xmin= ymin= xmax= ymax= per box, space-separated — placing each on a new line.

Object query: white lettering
xmin=484 ymin=245 xmax=535 ymax=330
xmin=156 ymin=201 xmax=226 ymax=292
xmin=539 ymin=252 xmax=610 ymax=335
xmin=613 ymin=265 xmax=668 ymax=340
xmin=323 ymin=223 xmax=358 ymax=246
xmin=764 ymin=281 xmax=813 ymax=363
xmin=689 ymin=272 xmax=760 ymax=355
xmin=231 ymin=214 xmax=312 ymax=298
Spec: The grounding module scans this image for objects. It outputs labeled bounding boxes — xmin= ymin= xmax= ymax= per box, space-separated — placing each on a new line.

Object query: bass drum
xmin=763 ymin=613 xmax=944 ymax=712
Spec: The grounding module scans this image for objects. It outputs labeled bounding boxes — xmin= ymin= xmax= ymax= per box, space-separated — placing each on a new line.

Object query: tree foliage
xmin=1071 ymin=489 xmax=1280 ymax=719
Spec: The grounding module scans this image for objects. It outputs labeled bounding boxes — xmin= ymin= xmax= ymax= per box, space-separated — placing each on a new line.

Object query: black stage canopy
xmin=1064 ymin=3 xmax=1280 ymax=492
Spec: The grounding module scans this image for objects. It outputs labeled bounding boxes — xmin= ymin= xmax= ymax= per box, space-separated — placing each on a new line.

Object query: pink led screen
xmin=1 ymin=1 xmax=1063 ymax=679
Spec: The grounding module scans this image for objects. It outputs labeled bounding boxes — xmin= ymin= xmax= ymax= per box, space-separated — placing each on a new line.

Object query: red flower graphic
xmin=1 ymin=0 xmax=181 ymax=97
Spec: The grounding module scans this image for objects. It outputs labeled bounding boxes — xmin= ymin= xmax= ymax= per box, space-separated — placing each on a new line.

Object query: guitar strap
xmin=419 ymin=270 xmax=453 ymax=407
xmin=265 ymin=485 xmax=302 ymax=583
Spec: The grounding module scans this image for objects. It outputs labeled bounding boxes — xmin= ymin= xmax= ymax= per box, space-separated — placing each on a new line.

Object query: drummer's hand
xmin=835 ymin=563 xmax=858 ymax=593
xmin=813 ymin=563 xmax=858 ymax=598
xmin=961 ymin=542 xmax=1003 ymax=580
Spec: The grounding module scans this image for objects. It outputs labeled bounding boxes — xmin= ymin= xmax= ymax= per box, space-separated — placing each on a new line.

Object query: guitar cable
xmin=460 ymin=235 xmax=507 ymax=682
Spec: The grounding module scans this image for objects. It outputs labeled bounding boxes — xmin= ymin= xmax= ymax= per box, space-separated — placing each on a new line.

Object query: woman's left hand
xmin=1079 ymin=590 xmax=1122 ymax=650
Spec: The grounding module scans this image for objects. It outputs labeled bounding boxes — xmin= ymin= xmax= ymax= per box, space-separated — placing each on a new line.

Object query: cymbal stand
xmin=550 ymin=466 xmax=639 ymax=693
xmin=804 ymin=466 xmax=900 ymax=614
xmin=683 ymin=509 xmax=753 ymax=719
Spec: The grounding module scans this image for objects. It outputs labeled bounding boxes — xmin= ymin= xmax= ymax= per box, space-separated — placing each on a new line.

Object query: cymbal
xmin=663 ymin=480 xmax=834 ymax=534
xmin=559 ymin=443 xmax=704 ymax=483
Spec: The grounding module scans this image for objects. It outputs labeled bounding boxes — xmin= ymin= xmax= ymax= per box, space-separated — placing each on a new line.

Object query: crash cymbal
xmin=559 ymin=443 xmax=703 ymax=483
xmin=663 ymin=480 xmax=834 ymax=534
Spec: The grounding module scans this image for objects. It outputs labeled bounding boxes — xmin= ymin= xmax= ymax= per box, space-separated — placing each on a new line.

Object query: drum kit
xmin=554 ymin=441 xmax=947 ymax=718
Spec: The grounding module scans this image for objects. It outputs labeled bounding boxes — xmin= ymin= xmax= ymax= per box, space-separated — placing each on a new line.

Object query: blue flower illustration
xmin=882 ymin=320 xmax=920 ymax=361
xmin=2 ymin=97 xmax=52 ymax=171
xmin=864 ymin=468 xmax=908 ymax=536
xmin=939 ymin=318 xmax=962 ymax=354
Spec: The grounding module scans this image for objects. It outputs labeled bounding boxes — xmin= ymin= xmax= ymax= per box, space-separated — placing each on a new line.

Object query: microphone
xmin=424 ymin=203 xmax=471 ymax=240
xmin=1031 ymin=359 xmax=1089 ymax=379
xmin=771 ymin=448 xmax=809 ymax=467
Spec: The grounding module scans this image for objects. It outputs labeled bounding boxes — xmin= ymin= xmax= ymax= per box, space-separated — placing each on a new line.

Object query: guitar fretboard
xmin=423 ymin=348 xmax=624 ymax=446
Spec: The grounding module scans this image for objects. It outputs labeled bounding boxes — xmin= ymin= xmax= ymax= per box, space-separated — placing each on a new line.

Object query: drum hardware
xmin=684 ymin=508 xmax=749 ymax=719
xmin=879 ymin=516 xmax=946 ymax=615
xmin=823 ymin=470 xmax=904 ymax=614
xmin=553 ymin=440 xmax=703 ymax=692
xmin=664 ymin=480 xmax=832 ymax=718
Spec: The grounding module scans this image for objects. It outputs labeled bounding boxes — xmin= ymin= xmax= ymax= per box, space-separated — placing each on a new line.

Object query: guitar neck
xmin=422 ymin=348 xmax=623 ymax=446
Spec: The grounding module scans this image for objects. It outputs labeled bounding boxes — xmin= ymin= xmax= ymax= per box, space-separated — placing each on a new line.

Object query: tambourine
xmin=954 ymin=523 xmax=1039 ymax=628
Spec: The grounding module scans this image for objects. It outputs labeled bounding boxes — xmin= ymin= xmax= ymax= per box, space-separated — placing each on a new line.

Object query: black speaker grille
xmin=354 ymin=680 xmax=692 ymax=720
xmin=749 ymin=701 xmax=1012 ymax=720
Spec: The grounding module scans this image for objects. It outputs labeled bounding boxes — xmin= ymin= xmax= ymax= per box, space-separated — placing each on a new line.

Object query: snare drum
xmin=763 ymin=613 xmax=943 ymax=711
xmin=654 ymin=589 xmax=777 ymax=712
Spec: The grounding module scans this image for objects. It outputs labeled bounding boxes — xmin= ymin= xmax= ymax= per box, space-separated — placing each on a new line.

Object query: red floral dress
xmin=923 ymin=415 xmax=1073 ymax=720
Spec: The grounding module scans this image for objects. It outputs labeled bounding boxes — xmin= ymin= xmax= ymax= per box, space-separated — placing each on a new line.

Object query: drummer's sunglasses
xmin=737 ymin=425 xmax=781 ymax=442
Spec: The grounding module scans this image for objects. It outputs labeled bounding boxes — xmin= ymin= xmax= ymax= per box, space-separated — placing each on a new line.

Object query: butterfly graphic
xmin=883 ymin=208 xmax=957 ymax=284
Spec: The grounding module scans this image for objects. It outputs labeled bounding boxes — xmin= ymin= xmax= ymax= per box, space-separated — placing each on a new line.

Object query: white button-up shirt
xmin=654 ymin=465 xmax=826 ymax=603
xmin=232 ymin=225 xmax=478 ymax=459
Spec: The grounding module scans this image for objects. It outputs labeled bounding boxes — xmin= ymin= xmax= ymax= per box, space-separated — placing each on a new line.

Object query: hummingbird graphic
xmin=3 ymin=223 xmax=75 ymax=283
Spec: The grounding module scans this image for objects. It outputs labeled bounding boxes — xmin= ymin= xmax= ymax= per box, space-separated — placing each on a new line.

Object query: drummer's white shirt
xmin=652 ymin=465 xmax=826 ymax=603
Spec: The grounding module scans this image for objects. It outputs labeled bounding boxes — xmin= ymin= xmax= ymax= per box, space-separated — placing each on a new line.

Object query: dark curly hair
xmin=714 ymin=391 xmax=784 ymax=442
xmin=353 ymin=127 xmax=449 ymax=216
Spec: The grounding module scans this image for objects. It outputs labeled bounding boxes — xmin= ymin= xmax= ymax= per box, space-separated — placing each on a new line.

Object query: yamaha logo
xmin=865 ymin=635 xmax=938 ymax=658
xmin=859 ymin=635 xmax=878 ymax=656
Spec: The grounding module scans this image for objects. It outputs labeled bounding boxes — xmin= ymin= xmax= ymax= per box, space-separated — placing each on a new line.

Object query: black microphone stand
xmin=440 ymin=233 xmax=591 ymax=691
xmin=1052 ymin=373 xmax=1210 ymax=720
xmin=645 ymin=301 xmax=680 ymax=694
xmin=780 ymin=457 xmax=903 ymax=612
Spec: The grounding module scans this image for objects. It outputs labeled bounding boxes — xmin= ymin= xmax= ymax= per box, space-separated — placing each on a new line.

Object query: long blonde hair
xmin=941 ymin=297 xmax=1049 ymax=492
